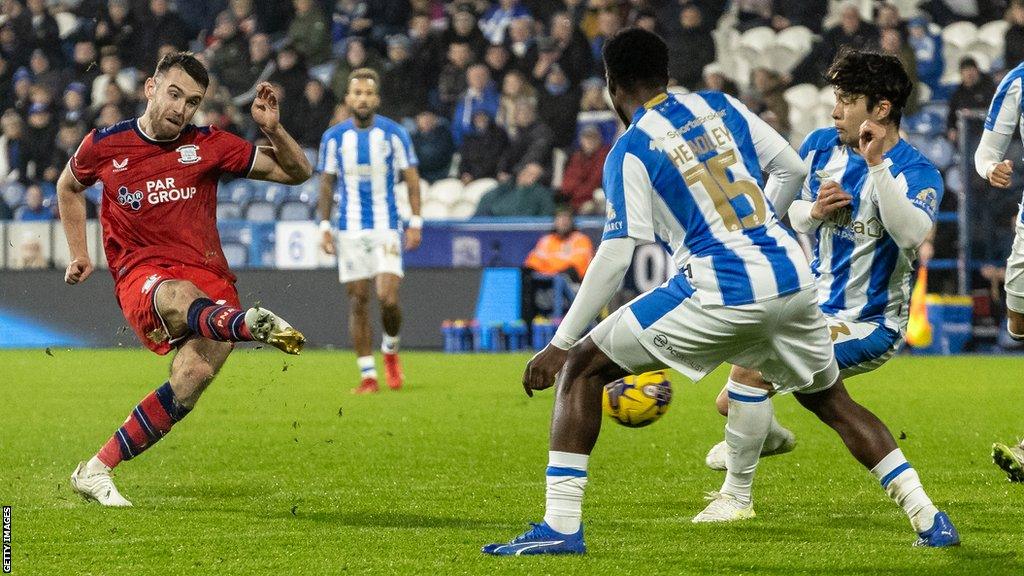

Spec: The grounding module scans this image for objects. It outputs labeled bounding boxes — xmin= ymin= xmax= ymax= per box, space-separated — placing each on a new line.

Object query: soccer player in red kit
xmin=59 ymin=52 xmax=312 ymax=506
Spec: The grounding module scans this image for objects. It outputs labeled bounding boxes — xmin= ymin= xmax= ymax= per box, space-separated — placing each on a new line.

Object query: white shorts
xmin=588 ymin=282 xmax=839 ymax=395
xmin=825 ymin=316 xmax=902 ymax=378
xmin=1005 ymin=213 xmax=1024 ymax=314
xmin=336 ymin=229 xmax=404 ymax=284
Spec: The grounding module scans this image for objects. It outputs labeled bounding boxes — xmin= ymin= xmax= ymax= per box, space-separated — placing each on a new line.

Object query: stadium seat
xmin=429 ymin=178 xmax=464 ymax=207
xmin=222 ymin=241 xmax=248 ymax=268
xmin=944 ymin=164 xmax=964 ymax=195
xmin=223 ymin=179 xmax=255 ymax=204
xmin=775 ymin=25 xmax=814 ymax=54
xmin=941 ymin=21 xmax=978 ymax=50
xmin=54 ymin=11 xmax=80 ymax=38
xmin=463 ymin=178 xmax=497 ymax=204
xmin=784 ymin=84 xmax=819 ymax=108
xmin=279 ymin=200 xmax=312 ymax=221
xmin=216 ymin=202 xmax=243 ymax=220
xmin=449 ymin=200 xmax=477 ymax=219
xmin=978 ymin=20 xmax=1009 ymax=50
xmin=262 ymin=183 xmax=289 ymax=204
xmin=963 ymin=50 xmax=992 ymax=73
xmin=421 ymin=199 xmax=449 ymax=220
xmin=737 ymin=26 xmax=774 ymax=70
xmin=1 ymin=182 xmax=26 ymax=208
xmin=244 ymin=200 xmax=277 ymax=222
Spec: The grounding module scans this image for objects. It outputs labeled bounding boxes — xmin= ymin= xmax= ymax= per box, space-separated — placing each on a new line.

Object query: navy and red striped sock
xmin=186 ymin=297 xmax=254 ymax=342
xmin=97 ymin=383 xmax=191 ymax=469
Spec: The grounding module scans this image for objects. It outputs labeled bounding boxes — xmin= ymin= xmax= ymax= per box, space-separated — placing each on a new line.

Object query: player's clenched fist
xmin=988 ymin=159 xmax=1013 ymax=189
xmin=858 ymin=119 xmax=889 ymax=166
xmin=65 ymin=255 xmax=93 ymax=285
xmin=811 ymin=180 xmax=853 ymax=221
xmin=320 ymin=230 xmax=336 ymax=255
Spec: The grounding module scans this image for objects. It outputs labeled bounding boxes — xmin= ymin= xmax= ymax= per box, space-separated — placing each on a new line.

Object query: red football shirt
xmin=69 ymin=119 xmax=256 ymax=283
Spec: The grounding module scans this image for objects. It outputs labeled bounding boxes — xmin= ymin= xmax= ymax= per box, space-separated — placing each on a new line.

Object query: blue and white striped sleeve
xmin=601 ymin=138 xmax=655 ymax=244
xmin=392 ymin=126 xmax=418 ymax=169
xmin=985 ymin=70 xmax=1022 ymax=135
xmin=317 ymin=131 xmax=338 ymax=175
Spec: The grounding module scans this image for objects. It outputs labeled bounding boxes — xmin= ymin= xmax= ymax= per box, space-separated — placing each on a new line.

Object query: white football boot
xmin=70 ymin=461 xmax=132 ymax=507
xmin=245 ymin=307 xmax=306 ymax=355
xmin=704 ymin=426 xmax=797 ymax=471
xmin=692 ymin=492 xmax=755 ymax=523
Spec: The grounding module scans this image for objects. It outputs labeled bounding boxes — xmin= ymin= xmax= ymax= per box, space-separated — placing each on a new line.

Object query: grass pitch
xmin=0 ymin=349 xmax=1022 ymax=575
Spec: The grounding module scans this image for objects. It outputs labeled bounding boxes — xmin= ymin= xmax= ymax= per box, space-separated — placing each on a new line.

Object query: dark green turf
xmin=0 ymin=349 xmax=1021 ymax=575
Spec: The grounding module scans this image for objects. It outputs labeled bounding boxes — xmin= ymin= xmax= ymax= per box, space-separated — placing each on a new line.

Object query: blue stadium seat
xmin=262 ymin=183 xmax=290 ymax=204
xmin=216 ymin=201 xmax=243 ymax=220
xmin=278 ymin=200 xmax=312 ymax=221
xmin=223 ymin=179 xmax=255 ymax=204
xmin=244 ymin=200 xmax=277 ymax=222
xmin=222 ymin=241 xmax=248 ymax=268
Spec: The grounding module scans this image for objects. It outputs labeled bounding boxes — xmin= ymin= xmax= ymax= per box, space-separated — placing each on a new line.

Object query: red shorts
xmin=115 ymin=263 xmax=240 ymax=355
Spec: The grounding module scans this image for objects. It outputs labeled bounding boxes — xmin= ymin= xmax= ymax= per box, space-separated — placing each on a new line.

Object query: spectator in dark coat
xmin=459 ymin=110 xmax=509 ymax=183
xmin=268 ymin=45 xmax=311 ymax=104
xmin=135 ymin=0 xmax=190 ymax=71
xmin=947 ymin=57 xmax=995 ymax=142
xmin=93 ymin=0 xmax=138 ymax=71
xmin=497 ymin=99 xmax=553 ymax=183
xmin=436 ymin=41 xmax=474 ymax=117
xmin=21 ymin=103 xmax=56 ymax=183
xmin=24 ymin=0 xmax=62 ymax=63
xmin=412 ymin=110 xmax=456 ymax=183
xmin=1008 ymin=1 xmax=1024 ymax=70
xmin=536 ymin=64 xmax=580 ymax=150
xmin=483 ymin=43 xmax=512 ymax=87
xmin=665 ymin=5 xmax=715 ymax=90
xmin=549 ymin=11 xmax=593 ymax=87
xmin=380 ymin=34 xmax=427 ymax=122
xmin=208 ymin=11 xmax=253 ymax=97
xmin=293 ymin=79 xmax=337 ymax=149
xmin=441 ymin=7 xmax=489 ymax=60
xmin=771 ymin=0 xmax=828 ymax=33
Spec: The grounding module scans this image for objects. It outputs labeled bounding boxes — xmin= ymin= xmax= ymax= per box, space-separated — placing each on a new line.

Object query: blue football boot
xmin=482 ymin=522 xmax=586 ymax=556
xmin=913 ymin=511 xmax=960 ymax=547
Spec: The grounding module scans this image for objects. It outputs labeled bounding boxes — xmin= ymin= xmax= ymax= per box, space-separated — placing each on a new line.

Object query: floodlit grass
xmin=1 ymin=349 xmax=1021 ymax=575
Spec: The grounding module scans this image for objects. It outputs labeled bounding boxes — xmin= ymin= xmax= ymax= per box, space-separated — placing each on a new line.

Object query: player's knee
xmin=348 ymin=291 xmax=370 ymax=312
xmin=175 ymin=356 xmax=217 ymax=387
xmin=379 ymin=294 xmax=400 ymax=310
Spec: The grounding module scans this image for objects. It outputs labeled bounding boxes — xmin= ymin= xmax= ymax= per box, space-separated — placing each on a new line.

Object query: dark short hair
xmin=825 ymin=50 xmax=912 ymax=126
xmin=154 ymin=51 xmax=209 ymax=90
xmin=602 ymin=27 xmax=668 ymax=93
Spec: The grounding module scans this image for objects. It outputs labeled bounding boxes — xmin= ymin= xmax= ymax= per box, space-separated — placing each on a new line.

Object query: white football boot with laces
xmin=705 ymin=426 xmax=797 ymax=471
xmin=71 ymin=461 xmax=132 ymax=507
xmin=692 ymin=491 xmax=755 ymax=523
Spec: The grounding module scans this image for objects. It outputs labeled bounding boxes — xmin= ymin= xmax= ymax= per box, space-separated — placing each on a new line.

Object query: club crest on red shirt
xmin=176 ymin=144 xmax=201 ymax=165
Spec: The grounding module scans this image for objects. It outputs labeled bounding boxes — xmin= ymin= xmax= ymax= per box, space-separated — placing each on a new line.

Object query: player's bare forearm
xmin=251 ymin=127 xmax=313 ymax=185
xmin=403 ymin=168 xmax=422 ymax=216
xmin=319 ymin=173 xmax=336 ymax=222
xmin=56 ymin=167 xmax=89 ymax=259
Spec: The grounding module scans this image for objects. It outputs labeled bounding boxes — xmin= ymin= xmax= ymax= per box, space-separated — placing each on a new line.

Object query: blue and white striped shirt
xmin=317 ymin=115 xmax=418 ymax=232
xmin=603 ymin=90 xmax=814 ymax=307
xmin=799 ymin=127 xmax=943 ymax=332
xmin=984 ymin=61 xmax=1024 ymax=223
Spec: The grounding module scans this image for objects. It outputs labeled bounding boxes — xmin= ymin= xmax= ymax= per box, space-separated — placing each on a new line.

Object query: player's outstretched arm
xmin=247 ymin=82 xmax=313 ymax=185
xmin=56 ymin=164 xmax=93 ymax=285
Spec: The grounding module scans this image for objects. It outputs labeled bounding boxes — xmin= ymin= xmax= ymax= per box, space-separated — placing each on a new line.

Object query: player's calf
xmin=1007 ymin=310 xmax=1024 ymax=341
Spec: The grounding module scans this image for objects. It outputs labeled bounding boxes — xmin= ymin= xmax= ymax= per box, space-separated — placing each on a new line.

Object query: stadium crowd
xmin=0 ymin=0 xmax=1022 ymax=222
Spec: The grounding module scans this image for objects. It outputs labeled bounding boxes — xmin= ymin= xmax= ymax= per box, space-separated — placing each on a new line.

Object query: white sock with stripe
xmin=357 ymin=355 xmax=377 ymax=380
xmin=544 ymin=451 xmax=588 ymax=535
xmin=719 ymin=379 xmax=772 ymax=506
xmin=870 ymin=448 xmax=938 ymax=533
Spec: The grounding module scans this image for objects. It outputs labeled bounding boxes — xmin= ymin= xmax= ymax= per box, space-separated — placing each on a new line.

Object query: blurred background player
xmin=974 ymin=57 xmax=1024 ymax=482
xmin=61 ymin=52 xmax=312 ymax=506
xmin=704 ymin=51 xmax=944 ymax=490
xmin=318 ymin=68 xmax=423 ymax=394
xmin=483 ymin=29 xmax=957 ymax=556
